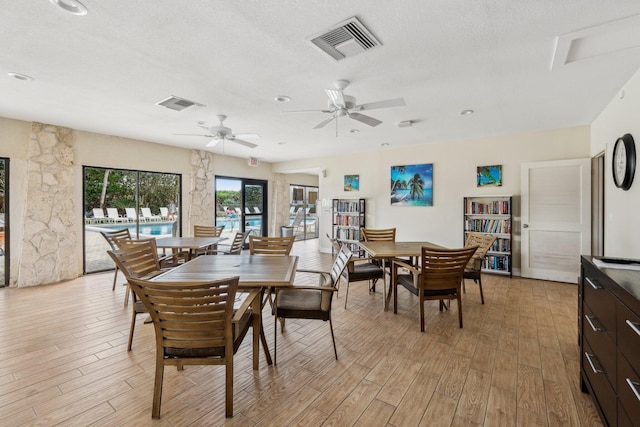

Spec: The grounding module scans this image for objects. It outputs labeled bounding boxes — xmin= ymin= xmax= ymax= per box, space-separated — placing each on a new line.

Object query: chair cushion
xmin=397 ymin=274 xmax=457 ymax=297
xmin=277 ymin=289 xmax=322 ymax=311
xmin=348 ymin=263 xmax=384 ymax=282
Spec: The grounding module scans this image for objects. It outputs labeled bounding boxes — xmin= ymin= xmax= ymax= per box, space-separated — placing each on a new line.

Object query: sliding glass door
xmin=215 ymin=176 xmax=267 ymax=241
xmin=0 ymin=158 xmax=8 ymax=287
xmin=83 ymin=166 xmax=181 ymax=274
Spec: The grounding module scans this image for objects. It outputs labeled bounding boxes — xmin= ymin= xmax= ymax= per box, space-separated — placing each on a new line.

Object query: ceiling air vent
xmin=309 ymin=17 xmax=381 ymax=61
xmin=155 ymin=95 xmax=203 ymax=111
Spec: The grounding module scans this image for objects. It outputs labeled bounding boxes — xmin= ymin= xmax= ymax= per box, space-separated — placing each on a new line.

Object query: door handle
xmin=523 ymin=224 xmax=529 ymax=228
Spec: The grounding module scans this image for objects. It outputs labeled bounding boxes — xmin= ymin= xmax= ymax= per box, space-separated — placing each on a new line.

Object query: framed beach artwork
xmin=477 ymin=165 xmax=502 ymax=187
xmin=344 ymin=175 xmax=359 ymax=191
xmin=390 ymin=163 xmax=433 ymax=206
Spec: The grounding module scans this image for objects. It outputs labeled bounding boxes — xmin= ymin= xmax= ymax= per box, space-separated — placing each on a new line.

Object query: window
xmin=83 ymin=166 xmax=181 ymax=274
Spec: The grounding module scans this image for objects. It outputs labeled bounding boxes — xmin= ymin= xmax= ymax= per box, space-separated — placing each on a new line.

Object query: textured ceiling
xmin=2 ymin=1 xmax=640 ymax=162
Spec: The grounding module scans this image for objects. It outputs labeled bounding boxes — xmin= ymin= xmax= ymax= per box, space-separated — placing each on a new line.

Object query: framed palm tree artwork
xmin=390 ymin=163 xmax=433 ymax=206
xmin=477 ymin=165 xmax=502 ymax=187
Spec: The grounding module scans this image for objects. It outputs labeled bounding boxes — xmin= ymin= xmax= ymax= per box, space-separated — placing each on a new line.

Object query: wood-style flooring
xmin=0 ymin=240 xmax=603 ymax=426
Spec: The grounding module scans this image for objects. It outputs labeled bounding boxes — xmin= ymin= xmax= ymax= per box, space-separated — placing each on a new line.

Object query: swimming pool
xmin=92 ymin=221 xmax=176 ymax=236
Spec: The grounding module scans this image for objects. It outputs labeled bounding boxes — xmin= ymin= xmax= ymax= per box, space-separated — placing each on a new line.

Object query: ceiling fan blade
xmin=173 ymin=133 xmax=214 ymax=137
xmin=230 ymin=138 xmax=258 ymax=148
xmin=283 ymin=109 xmax=333 ymax=113
xmin=348 ymin=112 xmax=382 ymax=127
xmin=357 ymin=97 xmax=406 ymax=111
xmin=325 ymin=89 xmax=346 ymax=108
xmin=233 ymin=133 xmax=260 ymax=139
xmin=206 ymin=138 xmax=220 ymax=147
xmin=314 ymin=116 xmax=336 ymax=129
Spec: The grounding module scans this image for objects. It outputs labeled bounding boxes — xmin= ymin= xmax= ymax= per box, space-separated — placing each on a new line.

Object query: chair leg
xmin=127 ymin=309 xmax=136 ymax=351
xmin=344 ymin=281 xmax=350 ymax=309
xmin=329 ymin=318 xmax=338 ymax=360
xmin=124 ymin=284 xmax=130 ymax=307
xmin=273 ymin=314 xmax=278 ymax=366
xmin=457 ymin=294 xmax=463 ymax=328
xmin=420 ymin=296 xmax=425 ymax=332
xmin=152 ymin=355 xmax=164 ymax=419
xmin=112 ymin=267 xmax=119 ymax=291
xmin=477 ymin=276 xmax=485 ymax=304
xmin=225 ymin=354 xmax=233 ymax=417
xmin=462 ymin=277 xmax=466 ymax=293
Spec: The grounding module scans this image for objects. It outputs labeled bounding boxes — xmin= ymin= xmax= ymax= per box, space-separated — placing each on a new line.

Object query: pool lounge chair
xmin=253 ymin=207 xmax=261 ymax=214
xmin=141 ymin=207 xmax=161 ymax=222
xmin=93 ymin=208 xmax=108 ymax=223
xmin=106 ymin=208 xmax=127 ymax=222
xmin=125 ymin=208 xmax=138 ymax=221
xmin=159 ymin=207 xmax=168 ymax=220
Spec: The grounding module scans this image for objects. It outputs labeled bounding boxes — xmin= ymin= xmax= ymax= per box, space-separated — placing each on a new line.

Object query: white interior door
xmin=521 ymin=159 xmax=591 ymax=283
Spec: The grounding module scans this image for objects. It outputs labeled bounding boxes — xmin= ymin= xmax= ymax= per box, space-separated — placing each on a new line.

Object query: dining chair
xmin=217 ymin=230 xmax=250 ymax=255
xmin=100 ymin=228 xmax=132 ymax=292
xmin=328 ymin=235 xmax=383 ymax=309
xmin=107 ymin=238 xmax=174 ymax=350
xmin=361 ymin=227 xmax=396 ymax=242
xmin=273 ymin=245 xmax=352 ymax=364
xmin=392 ymin=246 xmax=477 ymax=331
xmin=193 ymin=224 xmax=225 ymax=255
xmin=249 ymin=235 xmax=294 ymax=256
xmin=126 ymin=276 xmax=243 ymax=419
xmin=462 ymin=232 xmax=497 ymax=304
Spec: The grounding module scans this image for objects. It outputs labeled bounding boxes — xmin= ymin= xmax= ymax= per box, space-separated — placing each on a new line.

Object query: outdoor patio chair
xmin=159 ymin=207 xmax=168 ymax=219
xmin=141 ymin=207 xmax=161 ymax=221
xmin=106 ymin=208 xmax=126 ymax=222
xmin=125 ymin=208 xmax=138 ymax=221
xmin=92 ymin=208 xmax=108 ymax=223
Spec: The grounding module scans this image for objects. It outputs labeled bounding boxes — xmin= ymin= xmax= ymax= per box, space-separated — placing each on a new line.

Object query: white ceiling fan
xmin=286 ymin=79 xmax=406 ymax=135
xmin=175 ymin=114 xmax=259 ymax=148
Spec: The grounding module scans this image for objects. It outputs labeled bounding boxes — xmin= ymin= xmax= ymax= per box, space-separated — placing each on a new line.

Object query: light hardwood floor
xmin=0 ymin=240 xmax=603 ymax=426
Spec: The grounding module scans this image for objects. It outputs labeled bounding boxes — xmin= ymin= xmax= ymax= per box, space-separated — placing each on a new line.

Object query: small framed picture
xmin=344 ymin=175 xmax=359 ymax=191
xmin=477 ymin=165 xmax=502 ymax=187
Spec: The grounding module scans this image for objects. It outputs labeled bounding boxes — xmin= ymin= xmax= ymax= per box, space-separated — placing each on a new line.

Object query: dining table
xmin=151 ymin=254 xmax=299 ymax=370
xmin=358 ymin=240 xmax=444 ymax=311
xmin=155 ymin=236 xmax=226 ymax=261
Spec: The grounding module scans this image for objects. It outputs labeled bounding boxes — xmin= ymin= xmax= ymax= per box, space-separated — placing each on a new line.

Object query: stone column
xmin=187 ymin=150 xmax=215 ymax=234
xmin=18 ymin=123 xmax=79 ymax=286
xmin=271 ymin=173 xmax=289 ymax=236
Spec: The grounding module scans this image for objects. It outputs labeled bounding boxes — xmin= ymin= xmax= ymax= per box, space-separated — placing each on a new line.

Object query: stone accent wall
xmin=187 ymin=150 xmax=215 ymax=234
xmin=18 ymin=123 xmax=79 ymax=286
xmin=271 ymin=173 xmax=289 ymax=236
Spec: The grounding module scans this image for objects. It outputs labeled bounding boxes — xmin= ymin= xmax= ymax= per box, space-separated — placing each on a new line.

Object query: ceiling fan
xmin=287 ymin=79 xmax=406 ymax=134
xmin=175 ymin=114 xmax=259 ymax=148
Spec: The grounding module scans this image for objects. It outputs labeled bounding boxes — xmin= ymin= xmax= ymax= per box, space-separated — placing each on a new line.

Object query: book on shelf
xmin=465 ymin=199 xmax=511 ymax=215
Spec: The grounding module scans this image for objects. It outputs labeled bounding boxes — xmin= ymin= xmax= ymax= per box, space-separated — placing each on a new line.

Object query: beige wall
xmin=274 ymin=126 xmax=591 ymax=275
xmin=591 ymin=67 xmax=640 ymax=258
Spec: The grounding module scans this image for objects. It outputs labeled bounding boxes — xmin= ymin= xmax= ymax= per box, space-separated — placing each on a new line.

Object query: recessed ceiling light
xmin=277 ymin=141 xmax=286 ymax=145
xmin=49 ymin=0 xmax=88 ymax=16
xmin=275 ymin=95 xmax=291 ymax=102
xmin=8 ymin=72 xmax=34 ymax=81
xmin=381 ymin=143 xmax=390 ymax=147
xmin=460 ymin=109 xmax=474 ymax=115
xmin=350 ymin=129 xmax=359 ymax=133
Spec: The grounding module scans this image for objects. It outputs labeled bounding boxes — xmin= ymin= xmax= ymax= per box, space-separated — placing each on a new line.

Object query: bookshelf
xmin=332 ymin=198 xmax=365 ymax=257
xmin=463 ymin=195 xmax=512 ymax=276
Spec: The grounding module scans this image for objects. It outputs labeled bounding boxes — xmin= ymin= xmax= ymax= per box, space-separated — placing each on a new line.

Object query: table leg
xmin=254 ymin=288 xmax=273 ymax=367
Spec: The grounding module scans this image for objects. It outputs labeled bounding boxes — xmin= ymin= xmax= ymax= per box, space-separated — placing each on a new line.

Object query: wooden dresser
xmin=580 ymin=256 xmax=640 ymax=426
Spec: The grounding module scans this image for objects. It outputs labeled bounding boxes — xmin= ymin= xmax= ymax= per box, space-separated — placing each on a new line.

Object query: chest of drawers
xmin=580 ymin=256 xmax=640 ymax=426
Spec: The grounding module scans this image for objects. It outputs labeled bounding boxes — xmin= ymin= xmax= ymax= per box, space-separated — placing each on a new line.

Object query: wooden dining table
xmin=358 ymin=241 xmax=444 ymax=311
xmin=155 ymin=236 xmax=226 ymax=261
xmin=151 ymin=254 xmax=299 ymax=370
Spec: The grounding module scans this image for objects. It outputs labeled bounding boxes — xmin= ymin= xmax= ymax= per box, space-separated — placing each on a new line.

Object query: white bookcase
xmin=332 ymin=198 xmax=365 ymax=257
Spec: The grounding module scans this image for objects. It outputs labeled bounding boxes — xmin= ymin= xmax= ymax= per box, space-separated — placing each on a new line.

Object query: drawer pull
xmin=585 ymin=315 xmax=603 ymax=332
xmin=626 ymin=319 xmax=640 ymax=338
xmin=626 ymin=378 xmax=640 ymax=402
xmin=584 ymin=352 xmax=604 ymax=374
xmin=585 ymin=277 xmax=601 ymax=290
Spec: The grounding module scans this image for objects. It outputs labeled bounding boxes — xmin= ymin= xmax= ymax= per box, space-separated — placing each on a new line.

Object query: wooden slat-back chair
xmin=100 ymin=228 xmax=131 ymax=291
xmin=107 ymin=238 xmax=172 ymax=350
xmin=463 ymin=232 xmax=497 ymax=304
xmin=127 ymin=276 xmax=240 ymax=419
xmin=361 ymin=227 xmax=396 ymax=242
xmin=328 ymin=234 xmax=383 ymax=309
xmin=193 ymin=224 xmax=225 ymax=255
xmin=218 ymin=231 xmax=250 ymax=255
xmin=274 ymin=245 xmax=352 ymax=364
xmin=393 ymin=246 xmax=477 ymax=331
xmin=249 ymin=235 xmax=294 ymax=256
